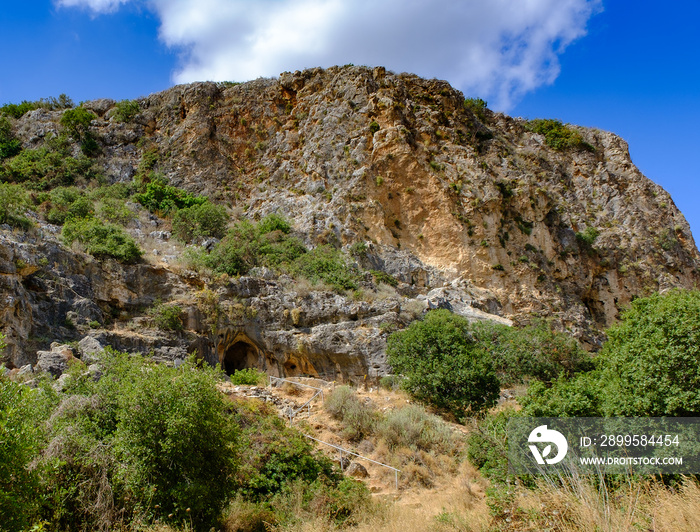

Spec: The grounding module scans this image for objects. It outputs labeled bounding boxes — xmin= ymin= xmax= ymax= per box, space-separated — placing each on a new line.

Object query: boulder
xmin=346 ymin=462 xmax=369 ymax=478
xmin=35 ymin=343 xmax=75 ymax=378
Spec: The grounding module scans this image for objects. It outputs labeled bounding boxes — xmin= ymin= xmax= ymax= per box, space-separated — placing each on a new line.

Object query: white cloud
xmin=56 ymin=0 xmax=601 ymax=110
xmin=56 ymin=0 xmax=131 ymax=14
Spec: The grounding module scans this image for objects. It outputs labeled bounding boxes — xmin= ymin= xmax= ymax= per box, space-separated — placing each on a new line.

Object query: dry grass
xmin=147 ymin=383 xmax=700 ymax=532
xmin=519 ymin=473 xmax=700 ymax=532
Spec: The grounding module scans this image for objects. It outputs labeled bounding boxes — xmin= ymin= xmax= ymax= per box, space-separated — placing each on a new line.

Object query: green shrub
xmin=111 ymin=99 xmax=140 ymax=123
xmin=257 ymin=212 xmax=291 ymax=235
xmin=0 ymin=136 xmax=101 ymax=190
xmin=379 ymin=404 xmax=456 ymax=454
xmin=0 ymin=94 xmax=73 ymax=118
xmin=0 ymin=378 xmax=48 ymax=531
xmin=229 ymin=368 xmax=267 ymax=386
xmin=475 ymin=319 xmax=592 ymax=385
xmin=0 ymin=116 xmax=21 ymax=160
xmin=236 ymin=406 xmax=339 ymax=501
xmin=60 ymin=107 xmax=95 ymax=142
xmin=62 ymin=217 xmax=142 ymax=263
xmin=466 ymin=409 xmax=514 ymax=484
xmin=134 ymin=179 xmax=207 ymax=215
xmin=463 ymin=97 xmax=488 ymax=119
xmin=324 ymin=386 xmax=378 ymax=441
xmin=598 ymin=289 xmax=700 ymax=416
xmin=520 ymin=373 xmax=602 ymax=417
xmin=575 ymin=226 xmax=600 ymax=246
xmin=148 ymin=302 xmax=183 ymax=331
xmin=60 ymin=107 xmax=99 ymax=156
xmin=386 ymin=309 xmax=500 ymax=419
xmin=0 ymin=182 xmax=32 ymax=229
xmin=95 ymin=196 xmax=136 ymax=226
xmin=369 ymin=121 xmax=380 ymax=135
xmin=110 ymin=356 xmax=238 ymax=530
xmin=527 ymin=118 xmax=593 ymax=151
xmin=290 ymin=245 xmax=360 ymax=292
xmin=198 ymin=215 xmax=306 ymax=276
xmin=371 ymin=269 xmax=399 ymax=287
xmin=40 ymin=186 xmax=93 ymax=225
xmin=171 ymin=201 xmax=229 ymax=243
xmin=379 ymin=375 xmax=401 ymax=390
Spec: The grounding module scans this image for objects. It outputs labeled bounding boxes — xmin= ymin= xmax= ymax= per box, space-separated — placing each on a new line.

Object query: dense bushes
xmin=0 ymin=378 xmax=48 ymax=531
xmin=521 ymin=289 xmax=700 ymax=418
xmin=62 ymin=216 xmax=142 ymax=263
xmin=0 ymin=117 xmax=21 ymax=160
xmin=527 ymin=118 xmax=593 ymax=151
xmin=290 ymin=244 xmax=361 ymax=292
xmin=387 ymin=309 xmax=500 ymax=419
xmin=1 ymin=351 xmax=370 ymax=531
xmin=134 ymin=178 xmax=207 ymax=215
xmin=111 ymin=100 xmax=140 ymax=123
xmin=0 ymin=135 xmax=101 ymax=190
xmin=197 ymin=215 xmax=304 ymax=273
xmin=39 ymin=187 xmax=93 ymax=224
xmin=0 ymin=183 xmax=32 ymax=228
xmin=476 ymin=319 xmax=592 ymax=385
xmin=172 ymin=201 xmax=228 ymax=243
xmin=0 ymin=94 xmax=74 ymax=118
xmin=598 ymin=289 xmax=700 ymax=416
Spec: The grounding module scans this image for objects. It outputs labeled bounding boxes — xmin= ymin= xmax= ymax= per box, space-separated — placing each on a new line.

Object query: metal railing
xmin=268 ymin=375 xmax=326 ymax=398
xmin=304 ymin=434 xmax=400 ymax=490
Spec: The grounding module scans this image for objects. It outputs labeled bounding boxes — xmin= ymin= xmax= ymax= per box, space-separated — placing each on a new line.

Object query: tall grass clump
xmin=324 ymin=386 xmax=378 ymax=441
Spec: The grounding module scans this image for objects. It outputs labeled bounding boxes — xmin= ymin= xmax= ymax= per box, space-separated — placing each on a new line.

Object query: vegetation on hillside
xmin=0 ymin=353 xmax=369 ymax=531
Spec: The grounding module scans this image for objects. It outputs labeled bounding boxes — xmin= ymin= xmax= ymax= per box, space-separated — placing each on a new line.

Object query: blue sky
xmin=1 ymin=1 xmax=698 ymax=241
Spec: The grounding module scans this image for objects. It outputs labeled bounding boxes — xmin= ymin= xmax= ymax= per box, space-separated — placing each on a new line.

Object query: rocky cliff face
xmin=2 ymin=66 xmax=698 ymax=379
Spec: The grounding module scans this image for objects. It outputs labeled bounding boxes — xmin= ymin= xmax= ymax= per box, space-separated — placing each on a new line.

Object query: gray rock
xmin=36 ymin=343 xmax=74 ymax=378
xmin=149 ymin=231 xmax=171 ymax=241
xmin=88 ymin=363 xmax=103 ymax=381
xmin=17 ymin=364 xmax=33 ymax=377
xmin=78 ymin=336 xmax=105 ymax=365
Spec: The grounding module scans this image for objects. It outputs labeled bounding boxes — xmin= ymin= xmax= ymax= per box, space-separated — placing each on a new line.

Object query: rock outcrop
xmin=1 ymin=66 xmax=698 ymax=378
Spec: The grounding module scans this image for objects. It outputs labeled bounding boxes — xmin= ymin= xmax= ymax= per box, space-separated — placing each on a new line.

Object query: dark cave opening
xmin=223 ymin=341 xmax=258 ymax=376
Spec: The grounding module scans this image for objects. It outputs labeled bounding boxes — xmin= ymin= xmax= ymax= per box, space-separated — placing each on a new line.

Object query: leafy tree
xmin=520 ymin=373 xmax=602 ymax=417
xmin=387 ymin=309 xmax=500 ymax=418
xmin=598 ymin=289 xmax=700 ymax=416
xmin=60 ymin=107 xmax=99 ymax=156
xmin=0 ymin=378 xmax=50 ymax=531
xmin=111 ymin=356 xmax=238 ymax=530
xmin=171 ymin=201 xmax=229 ymax=243
xmin=475 ymin=319 xmax=592 ymax=385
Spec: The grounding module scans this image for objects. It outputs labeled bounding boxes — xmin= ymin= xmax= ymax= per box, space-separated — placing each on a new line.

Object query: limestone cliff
xmin=1 ymin=66 xmax=698 ymax=379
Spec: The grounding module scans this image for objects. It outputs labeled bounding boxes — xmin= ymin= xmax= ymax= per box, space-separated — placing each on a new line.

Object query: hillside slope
xmin=1 ymin=65 xmax=698 ymax=374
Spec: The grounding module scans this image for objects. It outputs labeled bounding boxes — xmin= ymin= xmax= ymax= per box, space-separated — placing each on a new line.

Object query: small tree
xmin=598 ymin=289 xmax=700 ymax=416
xmin=387 ymin=309 xmax=500 ymax=419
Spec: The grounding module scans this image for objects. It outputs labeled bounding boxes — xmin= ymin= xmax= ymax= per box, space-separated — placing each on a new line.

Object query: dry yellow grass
xmin=213 ymin=383 xmax=700 ymax=532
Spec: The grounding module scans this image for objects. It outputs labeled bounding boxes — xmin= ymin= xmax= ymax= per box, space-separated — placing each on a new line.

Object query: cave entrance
xmin=223 ymin=341 xmax=259 ymax=376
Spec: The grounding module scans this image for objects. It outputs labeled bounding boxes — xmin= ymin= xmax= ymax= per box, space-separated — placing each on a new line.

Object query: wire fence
xmin=267 ymin=375 xmax=401 ymax=490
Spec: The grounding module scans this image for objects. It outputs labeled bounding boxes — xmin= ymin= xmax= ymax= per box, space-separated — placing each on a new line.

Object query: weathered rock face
xmin=1 ymin=66 xmax=699 ymax=376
